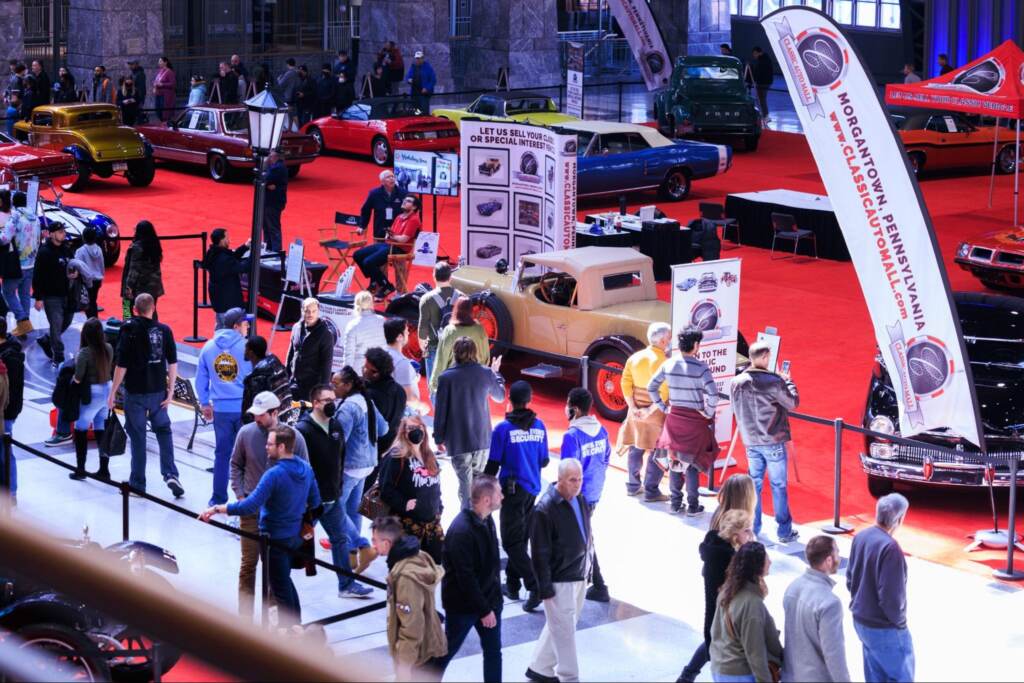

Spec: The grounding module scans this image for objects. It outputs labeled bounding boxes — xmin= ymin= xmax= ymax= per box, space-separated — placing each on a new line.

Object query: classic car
xmin=138 ymin=104 xmax=320 ymax=182
xmin=433 ymin=92 xmax=578 ymax=130
xmin=955 ymin=230 xmax=1024 ymax=290
xmin=12 ymin=104 xmax=155 ymax=191
xmin=654 ymin=56 xmax=762 ymax=150
xmin=478 ymin=157 xmax=502 ymax=176
xmin=40 ymin=191 xmax=121 ymax=266
xmin=301 ymin=98 xmax=458 ymax=167
xmin=475 ymin=244 xmax=503 ymax=259
xmin=891 ymin=109 xmax=1019 ymax=175
xmin=0 ymin=131 xmax=79 ymax=188
xmin=861 ymin=291 xmax=1024 ymax=495
xmin=384 ymin=246 xmax=748 ymax=421
xmin=0 ymin=529 xmax=181 ymax=682
xmin=552 ymin=121 xmax=731 ymax=201
xmin=476 ymin=199 xmax=503 ymax=216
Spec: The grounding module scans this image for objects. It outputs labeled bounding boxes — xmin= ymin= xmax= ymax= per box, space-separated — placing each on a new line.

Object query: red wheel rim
xmin=402 ymin=320 xmax=423 ymax=362
xmin=472 ymin=303 xmax=500 ymax=350
xmin=595 ymin=361 xmax=626 ymax=412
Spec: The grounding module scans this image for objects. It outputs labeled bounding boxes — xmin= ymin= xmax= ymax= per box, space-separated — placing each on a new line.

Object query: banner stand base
xmin=183 ymin=335 xmax=207 ymax=343
xmin=822 ymin=522 xmax=854 ymax=535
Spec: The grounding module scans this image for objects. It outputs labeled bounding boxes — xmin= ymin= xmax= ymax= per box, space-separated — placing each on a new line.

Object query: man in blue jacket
xmin=406 ymin=50 xmax=436 ymax=113
xmin=262 ymin=151 xmax=288 ymax=252
xmin=484 ymin=380 xmax=548 ymax=613
xmin=559 ymin=387 xmax=611 ymax=603
xmin=357 ymin=169 xmax=404 ymax=241
xmin=196 ymin=307 xmax=253 ymax=507
xmin=201 ymin=424 xmax=321 ymax=626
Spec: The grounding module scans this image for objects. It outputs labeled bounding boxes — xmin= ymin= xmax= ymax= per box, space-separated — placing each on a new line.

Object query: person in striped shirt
xmin=647 ymin=326 xmax=719 ymax=515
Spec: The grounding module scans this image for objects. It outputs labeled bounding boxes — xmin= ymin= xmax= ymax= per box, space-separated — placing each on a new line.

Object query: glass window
xmin=855 ymin=0 xmax=877 ymax=26
xmin=880 ymin=1 xmax=900 ymax=28
xmin=741 ymin=0 xmax=759 ymax=16
xmin=507 ymin=97 xmax=553 ymax=114
xmin=762 ymin=0 xmax=780 ymax=12
xmin=730 ymin=0 xmax=739 ymax=11
xmin=222 ymin=110 xmax=247 ymax=134
xmin=684 ymin=66 xmax=742 ymax=80
xmin=604 ymin=272 xmax=643 ymax=290
xmin=833 ymin=0 xmax=853 ymax=23
xmin=596 ymin=133 xmax=631 ymax=155
xmin=32 ymin=112 xmax=53 ymax=127
xmin=576 ymin=131 xmax=595 ymax=157
xmin=626 ymin=133 xmax=650 ymax=151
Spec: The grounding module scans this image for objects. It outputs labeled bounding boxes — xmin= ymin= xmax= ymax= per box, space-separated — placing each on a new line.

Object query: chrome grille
xmin=894 ymin=443 xmax=1024 ymax=466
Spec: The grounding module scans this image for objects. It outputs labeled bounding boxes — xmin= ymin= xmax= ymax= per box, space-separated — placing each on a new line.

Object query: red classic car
xmin=955 ymin=230 xmax=1024 ymax=289
xmin=136 ymin=104 xmax=320 ymax=182
xmin=0 ymin=131 xmax=79 ymax=188
xmin=301 ymin=98 xmax=458 ymax=166
xmin=892 ymin=110 xmax=1019 ymax=175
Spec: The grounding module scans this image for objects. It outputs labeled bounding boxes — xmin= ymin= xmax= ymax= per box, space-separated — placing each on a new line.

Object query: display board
xmin=607 ymin=0 xmax=672 ymax=91
xmin=394 ymin=150 xmax=459 ymax=197
xmin=317 ymin=296 xmax=353 ymax=371
xmin=671 ymin=258 xmax=742 ymax=444
xmin=566 ymin=42 xmax=585 ymax=119
xmin=763 ymin=7 xmax=984 ymax=447
xmin=460 ymin=120 xmax=577 ymax=269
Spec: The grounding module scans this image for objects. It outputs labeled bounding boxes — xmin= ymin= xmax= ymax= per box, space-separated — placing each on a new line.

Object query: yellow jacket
xmin=621 ymin=345 xmax=669 ymax=404
xmin=429 ymin=321 xmax=490 ymax=393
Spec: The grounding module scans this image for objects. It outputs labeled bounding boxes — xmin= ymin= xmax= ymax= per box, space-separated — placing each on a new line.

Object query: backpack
xmin=428 ymin=287 xmax=463 ymax=336
xmin=242 ymin=354 xmax=291 ymax=414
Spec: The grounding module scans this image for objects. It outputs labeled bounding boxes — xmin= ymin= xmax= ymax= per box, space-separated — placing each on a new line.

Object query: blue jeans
xmin=747 ymin=443 xmax=792 ymax=538
xmin=268 ymin=535 xmax=303 ymax=626
xmin=353 ymin=243 xmax=391 ymax=285
xmin=435 ymin=610 xmax=502 ymax=683
xmin=2 ymin=419 xmax=15 ymax=494
xmin=318 ymin=499 xmax=349 ymax=591
xmin=854 ymin=622 xmax=915 ymax=683
xmin=78 ymin=382 xmax=111 ymax=430
xmin=712 ymin=674 xmax=755 ymax=683
xmin=2 ymin=268 xmax=32 ymax=321
xmin=337 ymin=472 xmax=370 ymax=589
xmin=210 ymin=411 xmax=242 ymax=505
xmin=123 ymin=391 xmax=178 ymax=492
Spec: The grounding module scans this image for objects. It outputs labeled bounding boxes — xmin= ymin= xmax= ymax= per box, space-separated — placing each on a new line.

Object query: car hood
xmin=0 ymin=143 xmax=75 ymax=167
xmin=390 ymin=116 xmax=458 ymax=132
xmin=964 ymin=229 xmax=1024 ymax=252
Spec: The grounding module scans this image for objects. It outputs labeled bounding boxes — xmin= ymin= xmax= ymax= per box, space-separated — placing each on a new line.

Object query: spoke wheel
xmin=310 ymin=127 xmax=325 ymax=152
xmin=588 ymin=348 xmax=630 ymax=421
xmin=659 ymin=169 xmax=691 ymax=201
xmin=372 ymin=136 xmax=392 ymax=166
xmin=17 ymin=623 xmax=111 ymax=682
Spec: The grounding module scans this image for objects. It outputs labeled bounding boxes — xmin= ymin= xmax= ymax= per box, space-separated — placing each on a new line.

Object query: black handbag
xmin=0 ymin=239 xmax=22 ymax=279
xmin=101 ymin=412 xmax=127 ymax=456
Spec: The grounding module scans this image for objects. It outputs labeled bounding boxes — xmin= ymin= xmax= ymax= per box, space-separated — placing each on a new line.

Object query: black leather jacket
xmin=529 ymin=484 xmax=593 ymax=599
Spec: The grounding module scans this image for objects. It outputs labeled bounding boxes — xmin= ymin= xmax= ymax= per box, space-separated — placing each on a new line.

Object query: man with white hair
xmin=847 ymin=493 xmax=914 ymax=683
xmin=526 ymin=458 xmax=592 ymax=683
xmin=618 ymin=321 xmax=672 ymax=501
xmin=357 ymin=169 xmax=404 ymax=242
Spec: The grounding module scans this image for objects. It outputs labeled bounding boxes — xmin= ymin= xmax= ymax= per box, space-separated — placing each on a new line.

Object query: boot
xmin=92 ymin=430 xmax=110 ymax=480
xmin=355 ymin=545 xmax=378 ymax=574
xmin=69 ymin=430 xmax=88 ymax=480
xmin=12 ymin=319 xmax=32 ymax=337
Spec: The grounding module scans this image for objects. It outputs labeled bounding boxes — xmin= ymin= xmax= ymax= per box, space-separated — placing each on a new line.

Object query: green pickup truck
xmin=654 ymin=55 xmax=762 ymax=151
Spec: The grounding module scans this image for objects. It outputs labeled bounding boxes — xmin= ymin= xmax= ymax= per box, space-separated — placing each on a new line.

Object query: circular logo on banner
xmin=644 ymin=51 xmax=666 ymax=75
xmin=905 ymin=336 xmax=954 ymax=397
xmin=796 ymin=31 xmax=847 ymax=88
xmin=952 ymin=59 xmax=1004 ymax=93
xmin=520 ymin=152 xmax=539 ymax=176
xmin=563 ymin=139 xmax=577 ymax=155
xmin=690 ymin=299 xmax=721 ymax=332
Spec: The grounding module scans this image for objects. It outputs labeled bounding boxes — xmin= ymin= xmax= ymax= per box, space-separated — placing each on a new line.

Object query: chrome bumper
xmin=860 ymin=453 xmax=1024 ymax=487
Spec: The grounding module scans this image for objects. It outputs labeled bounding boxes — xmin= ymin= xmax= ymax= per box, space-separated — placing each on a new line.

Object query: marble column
xmin=0 ymin=0 xmax=24 ymax=63
xmin=66 ymin=0 xmax=164 ymax=104
xmin=650 ymin=0 xmax=732 ymax=60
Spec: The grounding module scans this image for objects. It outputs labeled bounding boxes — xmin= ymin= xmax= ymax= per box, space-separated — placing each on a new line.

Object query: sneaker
xmin=625 ymin=488 xmax=642 ymax=497
xmin=669 ymin=506 xmax=683 ymax=515
xmin=166 ymin=477 xmax=185 ymax=499
xmin=525 ymin=668 xmax=558 ymax=683
xmin=522 ymin=591 xmax=541 ymax=613
xmin=644 ymin=492 xmax=670 ymax=503
xmin=339 ymin=584 xmax=373 ymax=599
xmin=686 ymin=505 xmax=706 ymax=517
xmin=585 ymin=584 xmax=610 ymax=603
xmin=778 ymin=530 xmax=800 ymax=544
xmin=43 ymin=434 xmax=72 ymax=447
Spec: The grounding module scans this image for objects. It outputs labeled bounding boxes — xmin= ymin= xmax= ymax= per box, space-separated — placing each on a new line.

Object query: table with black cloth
xmin=724 ymin=189 xmax=850 ymax=261
xmin=579 ymin=214 xmax=692 ymax=280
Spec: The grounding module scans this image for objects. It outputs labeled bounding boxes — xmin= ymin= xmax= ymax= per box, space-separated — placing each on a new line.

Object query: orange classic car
xmin=892 ymin=110 xmax=1020 ymax=175
xmin=955 ymin=230 xmax=1024 ymax=290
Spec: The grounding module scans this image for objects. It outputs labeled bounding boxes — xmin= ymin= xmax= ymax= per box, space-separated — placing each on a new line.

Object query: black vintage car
xmin=861 ymin=292 xmax=1024 ymax=496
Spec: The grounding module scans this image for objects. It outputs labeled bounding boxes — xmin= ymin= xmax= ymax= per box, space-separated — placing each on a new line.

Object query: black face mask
xmin=407 ymin=428 xmax=425 ymax=445
xmin=322 ymin=401 xmax=337 ymax=418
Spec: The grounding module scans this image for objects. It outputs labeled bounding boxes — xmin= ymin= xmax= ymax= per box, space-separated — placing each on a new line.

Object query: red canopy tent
xmin=885 ymin=39 xmax=1024 ymax=224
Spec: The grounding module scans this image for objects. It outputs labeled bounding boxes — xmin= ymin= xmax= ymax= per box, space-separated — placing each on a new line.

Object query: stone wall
xmin=0 ymin=0 xmax=24 ymax=63
xmin=651 ymin=0 xmax=731 ymax=61
xmin=358 ymin=0 xmax=453 ymax=92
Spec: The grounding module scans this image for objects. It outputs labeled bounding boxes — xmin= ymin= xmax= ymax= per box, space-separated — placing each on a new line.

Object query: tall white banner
xmin=763 ymin=7 xmax=984 ymax=446
xmin=671 ymin=259 xmax=742 ymax=444
xmin=566 ymin=42 xmax=585 ymax=119
xmin=606 ymin=0 xmax=672 ymax=91
xmin=460 ymin=120 xmax=577 ymax=269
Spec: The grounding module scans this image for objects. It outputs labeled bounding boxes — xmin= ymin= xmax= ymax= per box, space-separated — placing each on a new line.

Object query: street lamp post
xmin=244 ymin=90 xmax=289 ymax=338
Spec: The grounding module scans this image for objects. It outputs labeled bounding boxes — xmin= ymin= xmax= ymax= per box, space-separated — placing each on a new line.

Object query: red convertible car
xmin=136 ymin=104 xmax=320 ymax=182
xmin=955 ymin=230 xmax=1024 ymax=290
xmin=301 ymin=98 xmax=458 ymax=166
xmin=0 ymin=131 xmax=79 ymax=188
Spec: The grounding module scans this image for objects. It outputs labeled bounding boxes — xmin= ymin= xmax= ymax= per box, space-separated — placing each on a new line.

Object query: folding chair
xmin=319 ymin=211 xmax=366 ymax=287
xmin=770 ymin=212 xmax=818 ymax=260
xmin=699 ymin=202 xmax=741 ymax=248
xmin=386 ymin=242 xmax=414 ymax=294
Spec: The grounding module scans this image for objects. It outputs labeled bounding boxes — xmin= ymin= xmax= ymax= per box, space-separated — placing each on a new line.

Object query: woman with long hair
xmin=709 ymin=474 xmax=758 ymax=533
xmin=428 ymin=295 xmax=490 ymax=394
xmin=120 ymin=220 xmax=164 ymax=319
xmin=53 ymin=67 xmax=77 ymax=103
xmin=69 ymin=318 xmax=114 ymax=481
xmin=709 ymin=542 xmax=783 ymax=683
xmin=341 ymin=290 xmax=385 ymax=370
xmin=116 ymin=76 xmax=139 ymax=125
xmin=153 ymin=56 xmax=176 ymax=121
xmin=378 ymin=415 xmax=443 ymax=563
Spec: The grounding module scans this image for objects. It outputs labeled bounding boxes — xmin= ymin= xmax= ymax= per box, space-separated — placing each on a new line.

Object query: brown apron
xmin=616 ymin=388 xmax=666 ymax=452
xmin=656 ymin=406 xmax=720 ymax=472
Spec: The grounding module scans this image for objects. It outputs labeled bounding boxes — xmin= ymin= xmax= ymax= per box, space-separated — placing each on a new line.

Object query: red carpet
xmin=74 ymin=131 xmax=1022 ymax=585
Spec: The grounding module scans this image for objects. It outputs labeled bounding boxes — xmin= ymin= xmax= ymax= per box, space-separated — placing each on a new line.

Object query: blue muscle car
xmin=551 ymin=121 xmax=731 ymax=201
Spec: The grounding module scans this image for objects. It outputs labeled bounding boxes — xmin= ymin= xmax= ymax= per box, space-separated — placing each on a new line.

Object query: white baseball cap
xmin=248 ymin=391 xmax=281 ymax=416
xmin=414 ymin=50 xmax=424 ymax=59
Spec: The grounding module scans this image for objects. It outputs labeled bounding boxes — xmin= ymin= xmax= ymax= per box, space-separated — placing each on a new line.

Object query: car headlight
xmin=869 ymin=415 xmax=895 ymax=435
xmin=106 ymin=223 xmax=119 ymax=238
xmin=956 ymin=242 xmax=970 ymax=258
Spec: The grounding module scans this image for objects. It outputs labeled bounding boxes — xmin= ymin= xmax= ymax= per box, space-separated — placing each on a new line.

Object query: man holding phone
xmin=730 ymin=341 xmax=800 ymax=543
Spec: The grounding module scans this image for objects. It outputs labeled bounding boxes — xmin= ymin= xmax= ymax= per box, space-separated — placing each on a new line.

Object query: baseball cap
xmin=223 ymin=307 xmax=247 ymax=329
xmin=414 ymin=50 xmax=424 ymax=59
xmin=509 ymin=380 xmax=532 ymax=405
xmin=248 ymin=391 xmax=281 ymax=416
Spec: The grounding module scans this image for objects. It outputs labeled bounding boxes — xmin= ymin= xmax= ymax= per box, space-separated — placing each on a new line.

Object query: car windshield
xmin=506 ymin=97 xmax=554 ymax=114
xmin=223 ymin=111 xmax=248 ymax=134
xmin=684 ymin=66 xmax=741 ymax=80
xmin=575 ymin=131 xmax=594 ymax=157
xmin=370 ymin=101 xmax=421 ymax=119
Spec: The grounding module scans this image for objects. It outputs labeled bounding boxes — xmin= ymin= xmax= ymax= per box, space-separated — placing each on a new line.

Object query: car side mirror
xmin=168 ymin=121 xmax=177 ymax=130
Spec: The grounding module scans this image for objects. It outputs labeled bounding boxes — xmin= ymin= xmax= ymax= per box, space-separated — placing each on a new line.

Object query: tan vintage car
xmin=387 ymin=246 xmax=678 ymax=420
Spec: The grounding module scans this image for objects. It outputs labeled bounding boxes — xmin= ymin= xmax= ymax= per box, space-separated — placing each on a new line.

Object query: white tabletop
xmin=728 ymin=188 xmax=833 ymax=212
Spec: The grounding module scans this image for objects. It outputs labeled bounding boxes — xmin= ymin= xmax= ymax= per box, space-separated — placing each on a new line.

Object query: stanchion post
xmin=121 ymin=481 xmax=130 ymax=541
xmin=183 ymin=260 xmax=208 ymax=344
xmin=822 ymin=417 xmax=853 ymax=534
xmin=199 ymin=231 xmax=211 ymax=308
xmin=580 ymin=355 xmax=589 ymax=391
xmin=994 ymin=455 xmax=1024 ymax=580
xmin=152 ymin=642 xmax=162 ymax=683
xmin=259 ymin=533 xmax=271 ymax=627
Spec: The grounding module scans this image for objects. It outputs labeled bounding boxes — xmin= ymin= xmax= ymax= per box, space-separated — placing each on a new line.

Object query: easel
xmin=268 ymin=239 xmax=315 ymax=348
xmin=209 ymin=79 xmax=223 ymax=105
xmin=496 ymin=67 xmax=509 ymax=92
xmin=360 ymin=74 xmax=375 ymax=100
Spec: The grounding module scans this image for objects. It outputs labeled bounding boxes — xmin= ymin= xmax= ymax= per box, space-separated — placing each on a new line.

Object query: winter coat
xmin=699 ymin=529 xmax=735 ymax=645
xmin=428 ymin=321 xmax=489 ymax=393
xmin=31 ymin=240 xmax=71 ymax=299
xmin=385 ymin=535 xmax=447 ymax=668
xmin=433 ymin=362 xmax=504 ymax=455
xmin=441 ymin=508 xmax=502 ymax=618
xmin=365 ymin=376 xmax=406 ymax=455
xmin=120 ymin=242 xmax=164 ymax=299
xmin=294 ymin=413 xmax=345 ymax=503
xmin=202 ymin=243 xmax=249 ymax=313
xmin=730 ymin=369 xmax=799 ymax=446
xmin=709 ymin=583 xmax=783 ymax=683
xmin=342 ymin=310 xmax=386 ymax=370
xmin=286 ymin=318 xmax=334 ymax=402
xmin=529 ymin=483 xmax=593 ymax=599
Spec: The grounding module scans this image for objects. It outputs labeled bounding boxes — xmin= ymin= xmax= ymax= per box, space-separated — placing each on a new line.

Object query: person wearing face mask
xmin=335 ymin=68 xmax=355 ymax=113
xmin=295 ymin=384 xmax=365 ymax=599
xmin=32 ymin=221 xmax=73 ymax=365
xmin=378 ymin=415 xmax=444 ymax=563
xmin=226 ymin=392 xmax=309 ymax=621
xmin=315 ymin=63 xmax=337 ymax=119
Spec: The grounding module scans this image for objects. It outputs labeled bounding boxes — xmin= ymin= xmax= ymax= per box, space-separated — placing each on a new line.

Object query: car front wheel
xmin=658 ymin=168 xmax=691 ymax=201
xmin=997 ymin=144 xmax=1019 ymax=174
xmin=470 ymin=292 xmax=513 ymax=356
xmin=371 ymin=136 xmax=392 ymax=166
xmin=207 ymin=153 xmax=231 ymax=182
xmin=309 ymin=126 xmax=325 ymax=152
xmin=17 ymin=623 xmax=112 ymax=682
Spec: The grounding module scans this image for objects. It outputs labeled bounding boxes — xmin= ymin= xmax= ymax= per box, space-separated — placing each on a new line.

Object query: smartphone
xmin=781 ymin=360 xmax=791 ymax=374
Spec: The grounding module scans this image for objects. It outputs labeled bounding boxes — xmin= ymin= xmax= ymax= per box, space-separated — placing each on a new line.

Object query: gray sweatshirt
xmin=782 ymin=569 xmax=851 ymax=682
xmin=846 ymin=525 xmax=908 ymax=629
xmin=74 ymin=243 xmax=105 ymax=283
xmin=229 ymin=421 xmax=308 ymax=501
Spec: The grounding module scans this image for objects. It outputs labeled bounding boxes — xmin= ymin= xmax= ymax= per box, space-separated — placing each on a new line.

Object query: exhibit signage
xmin=566 ymin=42 xmax=585 ymax=119
xmin=459 ymin=120 xmax=577 ymax=269
xmin=763 ymin=7 xmax=985 ymax=447
xmin=607 ymin=0 xmax=672 ymax=91
xmin=394 ymin=149 xmax=459 ymax=197
xmin=670 ymin=258 xmax=742 ymax=444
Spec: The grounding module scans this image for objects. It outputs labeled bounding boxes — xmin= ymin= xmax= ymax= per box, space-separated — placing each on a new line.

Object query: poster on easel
xmin=394 ymin=150 xmax=459 ymax=197
xmin=566 ymin=42 xmax=585 ymax=119
xmin=412 ymin=232 xmax=440 ymax=267
xmin=670 ymin=258 xmax=742 ymax=444
xmin=459 ymin=120 xmax=577 ymax=269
